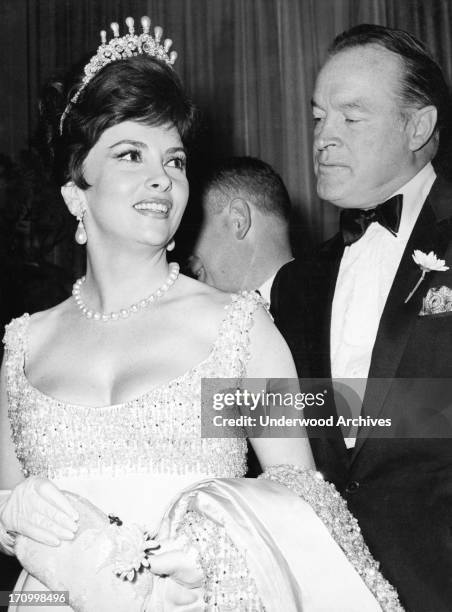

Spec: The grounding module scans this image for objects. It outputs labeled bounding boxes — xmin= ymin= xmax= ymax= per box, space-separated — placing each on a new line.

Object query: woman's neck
xmin=81 ymin=248 xmax=172 ymax=314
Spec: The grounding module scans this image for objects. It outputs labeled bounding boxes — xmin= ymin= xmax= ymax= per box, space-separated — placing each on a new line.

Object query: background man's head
xmin=191 ymin=156 xmax=292 ymax=292
xmin=312 ymin=24 xmax=450 ymax=209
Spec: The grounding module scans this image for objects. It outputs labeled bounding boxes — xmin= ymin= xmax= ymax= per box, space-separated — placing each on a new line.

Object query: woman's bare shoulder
xmin=170 ymin=275 xmax=236 ymax=339
xmin=176 ymin=274 xmax=233 ymax=309
xmin=27 ymin=297 xmax=75 ymax=345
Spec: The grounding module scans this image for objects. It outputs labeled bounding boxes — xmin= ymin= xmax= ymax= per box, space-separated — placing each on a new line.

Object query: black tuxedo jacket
xmin=272 ymin=176 xmax=452 ymax=612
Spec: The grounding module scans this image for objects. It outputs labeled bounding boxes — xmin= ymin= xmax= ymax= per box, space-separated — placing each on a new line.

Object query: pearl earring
xmin=166 ymin=239 xmax=175 ymax=252
xmin=75 ymin=209 xmax=87 ymax=245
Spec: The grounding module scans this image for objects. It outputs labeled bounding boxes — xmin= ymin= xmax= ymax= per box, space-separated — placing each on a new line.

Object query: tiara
xmin=60 ymin=16 xmax=178 ymax=133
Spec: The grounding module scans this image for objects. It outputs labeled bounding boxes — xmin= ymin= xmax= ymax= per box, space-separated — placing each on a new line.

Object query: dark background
xmin=1 ymin=0 xmax=452 ymax=595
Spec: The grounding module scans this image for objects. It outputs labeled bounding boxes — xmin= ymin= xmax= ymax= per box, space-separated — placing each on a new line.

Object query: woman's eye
xmin=166 ymin=156 xmax=187 ymax=171
xmin=116 ymin=149 xmax=142 ymax=162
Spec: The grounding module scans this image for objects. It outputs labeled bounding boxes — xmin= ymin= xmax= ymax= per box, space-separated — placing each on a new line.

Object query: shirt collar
xmin=258 ymin=273 xmax=277 ymax=304
xmin=390 ymin=162 xmax=436 ymax=239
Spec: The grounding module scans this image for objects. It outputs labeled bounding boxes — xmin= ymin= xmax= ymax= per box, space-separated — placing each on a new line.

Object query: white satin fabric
xmin=154 ymin=478 xmax=381 ymax=611
xmin=12 ymin=477 xmax=382 ymax=611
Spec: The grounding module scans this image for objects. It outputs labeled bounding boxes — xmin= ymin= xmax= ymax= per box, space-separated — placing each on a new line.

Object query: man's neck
xmin=249 ymin=248 xmax=293 ymax=289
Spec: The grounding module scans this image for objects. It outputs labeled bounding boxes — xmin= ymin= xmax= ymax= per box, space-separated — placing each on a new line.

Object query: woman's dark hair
xmin=41 ymin=54 xmax=196 ymax=188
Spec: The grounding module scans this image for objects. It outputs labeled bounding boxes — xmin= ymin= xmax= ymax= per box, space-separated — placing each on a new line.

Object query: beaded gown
xmin=3 ymin=293 xmax=400 ymax=611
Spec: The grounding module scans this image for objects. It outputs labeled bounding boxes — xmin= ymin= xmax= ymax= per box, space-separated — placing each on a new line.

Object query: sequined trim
xmin=259 ymin=465 xmax=404 ymax=612
xmin=176 ymin=509 xmax=264 ymax=611
xmin=2 ymin=293 xmax=264 ymax=480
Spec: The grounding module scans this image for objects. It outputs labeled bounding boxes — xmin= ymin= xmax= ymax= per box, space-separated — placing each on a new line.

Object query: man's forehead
xmin=314 ymin=45 xmax=403 ymax=101
xmin=328 ymin=43 xmax=402 ymax=69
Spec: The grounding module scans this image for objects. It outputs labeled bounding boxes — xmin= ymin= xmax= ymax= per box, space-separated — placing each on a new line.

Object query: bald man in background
xmin=189 ymin=156 xmax=294 ymax=309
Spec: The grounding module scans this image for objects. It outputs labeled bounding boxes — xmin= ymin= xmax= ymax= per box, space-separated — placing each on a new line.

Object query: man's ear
xmin=229 ymin=198 xmax=251 ymax=240
xmin=61 ymin=181 xmax=87 ymax=217
xmin=408 ymin=105 xmax=437 ymax=152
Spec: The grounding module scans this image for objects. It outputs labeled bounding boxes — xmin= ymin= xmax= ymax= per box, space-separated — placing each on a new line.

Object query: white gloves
xmin=0 ymin=476 xmax=79 ymax=554
xmin=150 ymin=538 xmax=203 ymax=587
xmin=144 ymin=539 xmax=204 ymax=609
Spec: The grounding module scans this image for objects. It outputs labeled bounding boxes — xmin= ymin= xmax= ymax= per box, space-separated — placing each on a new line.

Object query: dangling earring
xmin=166 ymin=239 xmax=175 ymax=252
xmin=75 ymin=209 xmax=87 ymax=245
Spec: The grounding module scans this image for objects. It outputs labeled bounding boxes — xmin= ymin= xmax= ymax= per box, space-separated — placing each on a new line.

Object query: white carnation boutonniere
xmin=405 ymin=250 xmax=449 ymax=304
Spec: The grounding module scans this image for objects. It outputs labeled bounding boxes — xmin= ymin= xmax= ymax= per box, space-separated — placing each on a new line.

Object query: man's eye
xmin=167 ymin=156 xmax=187 ymax=171
xmin=116 ymin=149 xmax=142 ymax=162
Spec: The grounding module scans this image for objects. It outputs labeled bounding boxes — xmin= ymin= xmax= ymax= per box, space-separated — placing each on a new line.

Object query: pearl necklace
xmin=72 ymin=262 xmax=180 ymax=321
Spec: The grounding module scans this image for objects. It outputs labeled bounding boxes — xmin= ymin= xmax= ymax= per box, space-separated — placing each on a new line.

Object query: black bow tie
xmin=340 ymin=194 xmax=403 ymax=246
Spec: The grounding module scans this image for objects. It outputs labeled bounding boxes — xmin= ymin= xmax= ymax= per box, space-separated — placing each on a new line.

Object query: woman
xmin=0 ymin=18 xmax=402 ymax=611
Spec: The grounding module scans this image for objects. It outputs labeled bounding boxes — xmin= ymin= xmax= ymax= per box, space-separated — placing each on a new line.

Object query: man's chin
xmin=316 ymin=185 xmax=349 ymax=207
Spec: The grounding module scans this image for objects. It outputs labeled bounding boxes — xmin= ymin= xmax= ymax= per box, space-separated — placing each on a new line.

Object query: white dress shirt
xmin=258 ymin=272 xmax=278 ymax=305
xmin=330 ymin=163 xmax=436 ymax=446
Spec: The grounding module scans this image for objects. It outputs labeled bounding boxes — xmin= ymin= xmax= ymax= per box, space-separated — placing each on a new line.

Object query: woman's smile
xmin=132 ymin=198 xmax=172 ymax=217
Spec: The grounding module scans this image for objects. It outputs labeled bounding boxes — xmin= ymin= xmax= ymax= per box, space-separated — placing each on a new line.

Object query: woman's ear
xmin=61 ymin=181 xmax=87 ymax=217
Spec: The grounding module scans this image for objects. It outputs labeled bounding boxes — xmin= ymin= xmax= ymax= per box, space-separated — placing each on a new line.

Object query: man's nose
xmin=314 ymin=118 xmax=341 ymax=151
xmin=145 ymin=168 xmax=172 ymax=191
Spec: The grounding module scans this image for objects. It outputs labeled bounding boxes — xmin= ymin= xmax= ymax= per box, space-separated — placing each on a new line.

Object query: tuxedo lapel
xmin=309 ymin=234 xmax=344 ymax=378
xmin=353 ymin=177 xmax=452 ymax=457
xmin=305 ymin=234 xmax=351 ymax=476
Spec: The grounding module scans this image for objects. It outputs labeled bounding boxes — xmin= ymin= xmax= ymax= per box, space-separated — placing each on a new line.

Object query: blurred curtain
xmin=1 ymin=0 xmax=452 ymax=246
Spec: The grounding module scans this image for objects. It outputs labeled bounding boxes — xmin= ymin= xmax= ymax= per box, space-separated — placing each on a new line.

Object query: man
xmin=189 ymin=156 xmax=293 ymax=307
xmin=273 ymin=24 xmax=452 ymax=611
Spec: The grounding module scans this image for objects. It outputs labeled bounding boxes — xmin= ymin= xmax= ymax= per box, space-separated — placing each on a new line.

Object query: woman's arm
xmin=245 ymin=306 xmax=315 ymax=471
xmin=0 ymin=358 xmax=79 ymax=550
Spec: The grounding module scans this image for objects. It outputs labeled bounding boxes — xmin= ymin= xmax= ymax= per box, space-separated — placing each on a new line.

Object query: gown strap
xmin=2 ymin=313 xmax=30 ymax=374
xmin=212 ymin=291 xmax=269 ymax=377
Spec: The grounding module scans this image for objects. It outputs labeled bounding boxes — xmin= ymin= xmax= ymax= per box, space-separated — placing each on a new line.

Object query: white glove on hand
xmin=150 ymin=538 xmax=203 ymax=587
xmin=146 ymin=539 xmax=204 ymax=610
xmin=0 ymin=477 xmax=79 ymax=551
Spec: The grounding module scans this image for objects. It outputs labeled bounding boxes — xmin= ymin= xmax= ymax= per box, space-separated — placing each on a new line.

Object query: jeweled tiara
xmin=59 ymin=16 xmax=178 ymax=133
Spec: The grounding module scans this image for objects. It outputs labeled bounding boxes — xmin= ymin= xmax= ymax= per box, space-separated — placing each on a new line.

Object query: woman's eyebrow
xmin=108 ymin=139 xmax=146 ymax=149
xmin=166 ymin=146 xmax=186 ymax=155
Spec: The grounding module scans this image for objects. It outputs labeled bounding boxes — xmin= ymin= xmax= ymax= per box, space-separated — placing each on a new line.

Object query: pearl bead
xmin=71 ymin=263 xmax=180 ymax=322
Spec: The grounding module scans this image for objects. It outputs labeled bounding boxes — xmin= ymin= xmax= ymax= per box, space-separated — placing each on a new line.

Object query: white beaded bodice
xmin=3 ymin=293 xmax=262 ymax=481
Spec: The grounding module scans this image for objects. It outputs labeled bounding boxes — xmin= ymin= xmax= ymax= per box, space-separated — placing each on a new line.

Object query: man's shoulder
xmin=272 ymin=259 xmax=308 ymax=295
xmin=270 ymin=257 xmax=316 ymax=313
xmin=274 ymin=235 xmax=343 ymax=281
